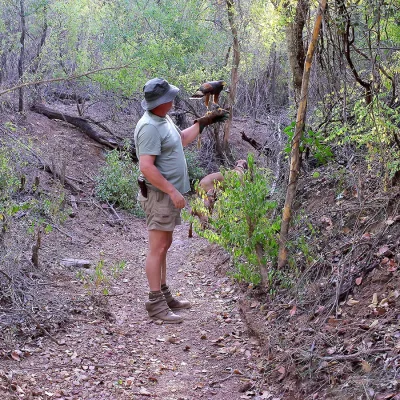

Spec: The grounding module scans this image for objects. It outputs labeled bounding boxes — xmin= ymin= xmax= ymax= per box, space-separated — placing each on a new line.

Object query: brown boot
xmin=145 ymin=291 xmax=183 ymax=324
xmin=161 ymin=284 xmax=191 ymax=310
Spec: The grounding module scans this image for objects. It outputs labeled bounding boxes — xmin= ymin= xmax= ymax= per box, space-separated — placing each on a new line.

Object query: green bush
xmin=284 ymin=122 xmax=333 ymax=165
xmin=95 ymin=149 xmax=143 ymax=216
xmin=185 ymin=154 xmax=281 ymax=286
xmin=0 ymin=148 xmax=20 ymax=205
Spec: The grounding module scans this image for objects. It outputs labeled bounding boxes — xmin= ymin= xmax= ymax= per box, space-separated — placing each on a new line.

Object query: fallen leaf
xmin=343 ymin=227 xmax=351 ymax=234
xmin=266 ymin=311 xmax=276 ymax=320
xmin=327 ymin=346 xmax=337 ymax=355
xmin=362 ymin=232 xmax=372 ymax=240
xmin=250 ymin=301 xmax=260 ymax=309
xmin=379 ymin=298 xmax=389 ymax=307
xmin=139 ymin=387 xmax=151 ymax=396
xmin=347 ymin=298 xmax=359 ymax=306
xmin=320 ymin=216 xmax=333 ymax=230
xmin=276 ymin=366 xmax=285 ymax=382
xmin=289 ymin=305 xmax=297 ymax=317
xmin=11 ymin=351 xmax=21 ymax=361
xmin=327 ymin=317 xmax=340 ymax=326
xmin=361 ymin=360 xmax=372 ymax=373
xmin=125 ymin=377 xmax=135 ymax=386
xmin=260 ymin=391 xmax=273 ymax=399
xmin=369 ymin=319 xmax=379 ymax=329
xmin=377 ymin=245 xmax=392 ymax=257
xmin=166 ymin=336 xmax=180 ymax=344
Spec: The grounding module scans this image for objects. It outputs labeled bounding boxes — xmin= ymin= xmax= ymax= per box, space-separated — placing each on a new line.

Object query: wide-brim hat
xmin=141 ymin=78 xmax=179 ymax=110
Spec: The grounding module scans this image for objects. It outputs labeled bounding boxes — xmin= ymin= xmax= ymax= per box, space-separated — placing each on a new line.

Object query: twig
xmin=66 ymin=175 xmax=89 ymax=185
xmin=320 ymin=347 xmax=391 ymax=362
xmin=83 ymin=172 xmax=95 ymax=182
xmin=19 ymin=307 xmax=64 ymax=346
xmin=107 ymin=201 xmax=123 ymax=222
xmin=210 ymin=373 xmax=235 ymax=387
xmin=51 ymin=224 xmax=74 ymax=240
xmin=0 ymin=269 xmax=12 ymax=282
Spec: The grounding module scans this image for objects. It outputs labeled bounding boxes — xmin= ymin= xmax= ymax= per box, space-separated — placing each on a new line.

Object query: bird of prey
xmin=190 ymin=80 xmax=228 ymax=111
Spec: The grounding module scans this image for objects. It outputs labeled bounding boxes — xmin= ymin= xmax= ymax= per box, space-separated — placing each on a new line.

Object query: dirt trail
xmin=2 ymin=219 xmax=262 ymax=399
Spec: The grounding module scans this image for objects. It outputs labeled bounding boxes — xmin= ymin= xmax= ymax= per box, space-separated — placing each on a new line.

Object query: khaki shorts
xmin=138 ymin=189 xmax=181 ymax=231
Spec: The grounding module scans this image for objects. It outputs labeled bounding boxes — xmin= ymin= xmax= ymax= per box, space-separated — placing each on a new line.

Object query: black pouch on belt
xmin=137 ymin=175 xmax=148 ymax=198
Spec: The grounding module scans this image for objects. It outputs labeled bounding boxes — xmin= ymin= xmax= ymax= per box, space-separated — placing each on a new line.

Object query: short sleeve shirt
xmin=134 ymin=111 xmax=190 ymax=194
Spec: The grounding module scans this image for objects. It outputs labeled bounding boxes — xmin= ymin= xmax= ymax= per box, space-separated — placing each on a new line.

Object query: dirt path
xmin=1 ymin=212 xmax=263 ymax=399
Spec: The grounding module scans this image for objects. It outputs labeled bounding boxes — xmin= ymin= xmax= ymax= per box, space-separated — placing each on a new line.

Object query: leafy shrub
xmin=185 ymin=154 xmax=281 ymax=286
xmin=324 ymin=96 xmax=400 ymax=185
xmin=95 ymin=149 xmax=143 ymax=216
xmin=284 ymin=122 xmax=333 ymax=165
xmin=0 ymin=148 xmax=20 ymax=205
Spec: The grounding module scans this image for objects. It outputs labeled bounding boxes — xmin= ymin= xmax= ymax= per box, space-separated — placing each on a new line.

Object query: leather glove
xmin=194 ymin=108 xmax=230 ymax=133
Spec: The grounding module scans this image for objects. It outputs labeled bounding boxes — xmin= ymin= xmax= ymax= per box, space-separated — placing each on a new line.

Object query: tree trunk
xmin=286 ymin=0 xmax=309 ymax=105
xmin=223 ymin=0 xmax=240 ymax=155
xmin=18 ymin=0 xmax=26 ymax=112
xmin=278 ymin=0 xmax=327 ymax=269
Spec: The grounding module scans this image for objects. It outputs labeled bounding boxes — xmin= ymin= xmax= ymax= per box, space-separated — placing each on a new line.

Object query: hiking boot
xmin=161 ymin=284 xmax=191 ymax=310
xmin=145 ymin=291 xmax=183 ymax=324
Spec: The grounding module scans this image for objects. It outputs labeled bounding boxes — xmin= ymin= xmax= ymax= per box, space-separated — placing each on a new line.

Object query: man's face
xmin=150 ymin=100 xmax=174 ymax=117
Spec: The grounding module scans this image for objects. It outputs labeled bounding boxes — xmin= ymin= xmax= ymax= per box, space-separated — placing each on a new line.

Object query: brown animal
xmin=188 ymin=159 xmax=248 ymax=237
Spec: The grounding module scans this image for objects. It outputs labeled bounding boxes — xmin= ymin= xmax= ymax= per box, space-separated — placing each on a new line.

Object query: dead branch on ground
xmin=240 ymin=131 xmax=272 ymax=156
xmin=31 ymin=103 xmax=137 ymax=161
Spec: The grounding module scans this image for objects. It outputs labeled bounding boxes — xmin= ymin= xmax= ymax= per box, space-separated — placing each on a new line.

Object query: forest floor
xmin=0 ymin=102 xmax=399 ymax=400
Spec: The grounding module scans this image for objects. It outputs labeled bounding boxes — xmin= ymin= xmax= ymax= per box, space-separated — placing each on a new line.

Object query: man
xmin=134 ymin=77 xmax=229 ymax=324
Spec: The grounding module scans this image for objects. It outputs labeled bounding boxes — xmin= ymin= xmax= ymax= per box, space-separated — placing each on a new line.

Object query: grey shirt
xmin=134 ymin=111 xmax=190 ymax=194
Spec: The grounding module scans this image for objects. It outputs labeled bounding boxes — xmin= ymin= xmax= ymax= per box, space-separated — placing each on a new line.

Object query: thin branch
xmin=0 ymin=63 xmax=134 ymax=97
xmin=320 ymin=347 xmax=391 ymax=362
xmin=19 ymin=307 xmax=64 ymax=346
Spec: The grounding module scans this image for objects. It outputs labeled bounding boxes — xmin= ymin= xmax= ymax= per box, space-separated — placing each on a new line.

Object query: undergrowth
xmin=184 ymin=154 xmax=282 ymax=288
xmin=95 ymin=148 xmax=143 ymax=216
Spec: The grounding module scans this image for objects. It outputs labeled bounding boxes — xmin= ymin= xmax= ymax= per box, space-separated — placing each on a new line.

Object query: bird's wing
xmin=199 ymin=82 xmax=215 ymax=95
xmin=209 ymin=81 xmax=225 ymax=94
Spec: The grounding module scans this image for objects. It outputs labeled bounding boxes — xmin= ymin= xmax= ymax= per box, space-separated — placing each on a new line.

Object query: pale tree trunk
xmin=286 ymin=0 xmax=309 ymax=105
xmin=278 ymin=0 xmax=327 ymax=269
xmin=223 ymin=0 xmax=240 ymax=154
xmin=18 ymin=0 xmax=26 ymax=112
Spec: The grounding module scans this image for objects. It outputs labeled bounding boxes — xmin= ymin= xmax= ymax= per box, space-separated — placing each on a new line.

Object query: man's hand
xmin=194 ymin=108 xmax=230 ymax=133
xmin=169 ymin=188 xmax=186 ymax=209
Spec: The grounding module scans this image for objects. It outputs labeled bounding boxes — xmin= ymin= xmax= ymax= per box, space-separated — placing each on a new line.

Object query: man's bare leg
xmin=145 ymin=229 xmax=181 ymax=323
xmin=146 ymin=230 xmax=173 ymax=291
